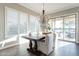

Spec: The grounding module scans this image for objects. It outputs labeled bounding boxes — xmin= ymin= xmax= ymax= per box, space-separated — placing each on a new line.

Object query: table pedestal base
xmin=27 ymin=48 xmax=46 ymax=56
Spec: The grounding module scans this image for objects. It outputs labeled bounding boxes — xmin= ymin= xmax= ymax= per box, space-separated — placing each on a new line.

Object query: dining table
xmin=22 ymin=34 xmax=45 ymax=55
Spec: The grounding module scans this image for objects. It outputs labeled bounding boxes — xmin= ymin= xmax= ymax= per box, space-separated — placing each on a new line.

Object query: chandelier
xmin=42 ymin=3 xmax=46 ymax=23
xmin=40 ymin=3 xmax=51 ymax=33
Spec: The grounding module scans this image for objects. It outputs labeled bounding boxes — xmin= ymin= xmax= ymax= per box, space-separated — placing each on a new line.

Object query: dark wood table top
xmin=22 ymin=34 xmax=45 ymax=41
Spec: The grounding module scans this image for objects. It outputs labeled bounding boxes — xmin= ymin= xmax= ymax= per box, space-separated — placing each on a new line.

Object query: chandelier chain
xmin=43 ymin=3 xmax=44 ymax=10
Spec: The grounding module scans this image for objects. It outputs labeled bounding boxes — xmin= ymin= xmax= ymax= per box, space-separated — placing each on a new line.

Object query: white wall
xmin=0 ymin=4 xmax=5 ymax=42
xmin=48 ymin=6 xmax=79 ymax=43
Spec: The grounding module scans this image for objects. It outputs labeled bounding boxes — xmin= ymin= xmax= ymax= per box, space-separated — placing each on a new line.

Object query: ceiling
xmin=19 ymin=3 xmax=79 ymax=14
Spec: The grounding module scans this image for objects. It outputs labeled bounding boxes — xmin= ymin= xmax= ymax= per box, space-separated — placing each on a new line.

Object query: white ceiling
xmin=19 ymin=3 xmax=79 ymax=14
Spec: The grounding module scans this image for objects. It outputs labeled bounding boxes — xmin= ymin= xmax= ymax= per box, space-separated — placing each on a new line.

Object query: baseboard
xmin=0 ymin=43 xmax=19 ymax=51
xmin=58 ymin=39 xmax=75 ymax=43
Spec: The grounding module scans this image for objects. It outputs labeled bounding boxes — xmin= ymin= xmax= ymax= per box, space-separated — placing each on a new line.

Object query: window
xmin=30 ymin=15 xmax=40 ymax=33
xmin=54 ymin=18 xmax=63 ymax=39
xmin=19 ymin=12 xmax=28 ymax=34
xmin=5 ymin=7 xmax=41 ymax=45
xmin=64 ymin=15 xmax=75 ymax=41
xmin=49 ymin=14 xmax=76 ymax=42
xmin=5 ymin=7 xmax=19 ymax=39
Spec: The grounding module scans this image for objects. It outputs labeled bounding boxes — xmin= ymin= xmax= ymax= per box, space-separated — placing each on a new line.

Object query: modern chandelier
xmin=41 ymin=3 xmax=51 ymax=33
xmin=42 ymin=3 xmax=45 ymax=23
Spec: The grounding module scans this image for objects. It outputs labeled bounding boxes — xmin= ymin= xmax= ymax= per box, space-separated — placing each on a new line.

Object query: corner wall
xmin=0 ymin=4 xmax=5 ymax=42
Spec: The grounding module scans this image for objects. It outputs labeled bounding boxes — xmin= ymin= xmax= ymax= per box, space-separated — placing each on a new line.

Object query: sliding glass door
xmin=54 ymin=18 xmax=63 ymax=40
xmin=64 ymin=15 xmax=75 ymax=42
xmin=50 ymin=14 xmax=76 ymax=42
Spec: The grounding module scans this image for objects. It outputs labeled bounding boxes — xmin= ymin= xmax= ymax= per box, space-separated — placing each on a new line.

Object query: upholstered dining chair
xmin=37 ymin=32 xmax=56 ymax=55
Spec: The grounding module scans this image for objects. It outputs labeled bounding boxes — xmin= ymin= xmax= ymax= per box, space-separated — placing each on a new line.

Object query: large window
xmin=64 ymin=15 xmax=75 ymax=41
xmin=19 ymin=12 xmax=28 ymax=34
xmin=54 ymin=18 xmax=63 ymax=40
xmin=19 ymin=12 xmax=29 ymax=44
xmin=49 ymin=14 xmax=76 ymax=42
xmin=30 ymin=15 xmax=40 ymax=33
xmin=5 ymin=7 xmax=19 ymax=39
xmin=5 ymin=7 xmax=41 ymax=45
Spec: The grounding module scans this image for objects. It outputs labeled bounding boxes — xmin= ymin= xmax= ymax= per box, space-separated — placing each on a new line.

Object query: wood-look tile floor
xmin=0 ymin=40 xmax=79 ymax=56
